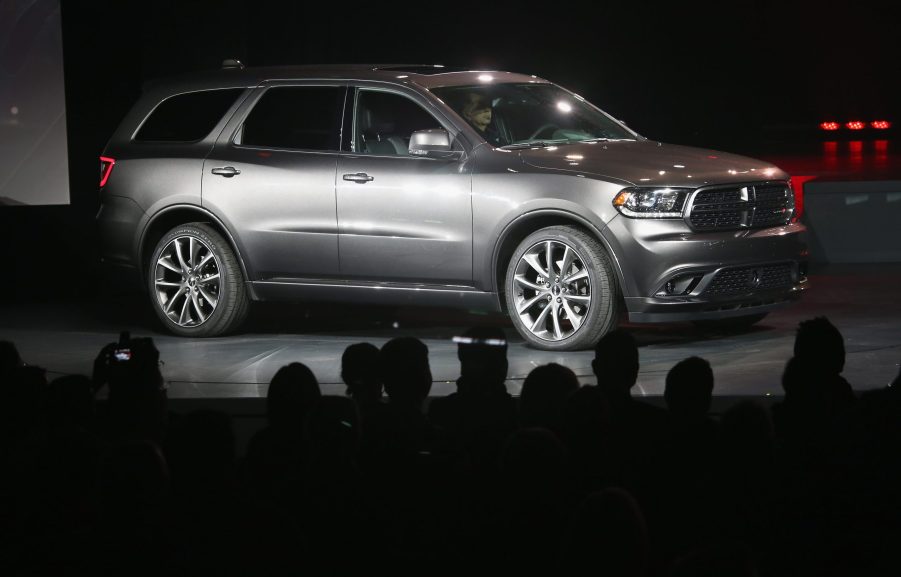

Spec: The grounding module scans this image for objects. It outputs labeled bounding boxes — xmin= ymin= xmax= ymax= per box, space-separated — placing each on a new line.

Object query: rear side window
xmin=135 ymin=89 xmax=244 ymax=142
xmin=240 ymin=86 xmax=345 ymax=151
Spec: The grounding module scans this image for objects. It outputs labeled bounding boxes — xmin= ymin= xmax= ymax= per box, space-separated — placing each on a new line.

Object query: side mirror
xmin=409 ymin=129 xmax=463 ymax=160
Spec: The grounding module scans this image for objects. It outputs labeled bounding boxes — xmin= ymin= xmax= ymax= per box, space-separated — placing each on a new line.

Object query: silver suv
xmin=97 ymin=64 xmax=807 ymax=350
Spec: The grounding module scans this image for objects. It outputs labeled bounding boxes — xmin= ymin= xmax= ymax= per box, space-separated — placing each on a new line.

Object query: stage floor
xmin=2 ymin=264 xmax=899 ymax=401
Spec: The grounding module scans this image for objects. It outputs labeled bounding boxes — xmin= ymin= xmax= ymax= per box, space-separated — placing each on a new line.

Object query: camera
xmin=109 ymin=331 xmax=131 ymax=363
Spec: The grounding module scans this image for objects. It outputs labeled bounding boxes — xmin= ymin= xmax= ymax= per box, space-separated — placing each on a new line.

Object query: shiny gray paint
xmin=98 ymin=65 xmax=806 ymax=322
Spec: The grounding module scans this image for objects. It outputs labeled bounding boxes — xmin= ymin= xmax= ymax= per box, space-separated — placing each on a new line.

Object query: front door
xmin=336 ymin=88 xmax=472 ymax=286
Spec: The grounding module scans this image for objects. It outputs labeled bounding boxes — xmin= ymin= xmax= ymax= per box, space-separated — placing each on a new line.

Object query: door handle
xmin=342 ymin=172 xmax=374 ymax=183
xmin=211 ymin=166 xmax=241 ymax=177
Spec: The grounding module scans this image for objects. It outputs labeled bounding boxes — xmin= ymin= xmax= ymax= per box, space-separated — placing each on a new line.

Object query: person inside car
xmin=461 ymin=92 xmax=505 ymax=146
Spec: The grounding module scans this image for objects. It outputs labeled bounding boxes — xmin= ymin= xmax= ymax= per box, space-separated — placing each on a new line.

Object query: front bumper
xmin=601 ymin=215 xmax=808 ymax=323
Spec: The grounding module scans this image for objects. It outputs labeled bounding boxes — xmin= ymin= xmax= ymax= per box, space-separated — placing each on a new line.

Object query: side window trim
xmin=232 ymin=84 xmax=347 ymax=153
xmin=132 ymin=87 xmax=248 ymax=144
xmin=351 ymin=87 xmax=459 ymax=157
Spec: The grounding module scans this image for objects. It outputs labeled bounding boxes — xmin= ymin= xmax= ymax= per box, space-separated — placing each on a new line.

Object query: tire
xmin=148 ymin=223 xmax=249 ymax=337
xmin=692 ymin=313 xmax=768 ymax=332
xmin=505 ymin=225 xmax=620 ymax=350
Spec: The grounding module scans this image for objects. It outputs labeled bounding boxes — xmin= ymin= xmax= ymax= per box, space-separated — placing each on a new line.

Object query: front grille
xmin=688 ymin=183 xmax=792 ymax=231
xmin=704 ymin=263 xmax=794 ymax=296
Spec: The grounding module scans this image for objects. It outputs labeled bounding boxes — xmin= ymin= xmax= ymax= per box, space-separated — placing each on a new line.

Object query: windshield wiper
xmin=579 ymin=137 xmax=636 ymax=143
xmin=500 ymin=139 xmax=571 ymax=150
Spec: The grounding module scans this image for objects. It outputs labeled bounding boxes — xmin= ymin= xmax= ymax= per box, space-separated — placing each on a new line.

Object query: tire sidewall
xmin=148 ymin=224 xmax=238 ymax=337
xmin=505 ymin=226 xmax=618 ymax=351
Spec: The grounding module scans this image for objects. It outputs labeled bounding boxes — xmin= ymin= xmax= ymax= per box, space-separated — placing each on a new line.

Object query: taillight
xmin=789 ymin=176 xmax=814 ymax=223
xmin=845 ymin=121 xmax=866 ymax=130
xmin=819 ymin=121 xmax=840 ymax=131
xmin=100 ymin=156 xmax=116 ymax=188
xmin=871 ymin=120 xmax=891 ymax=130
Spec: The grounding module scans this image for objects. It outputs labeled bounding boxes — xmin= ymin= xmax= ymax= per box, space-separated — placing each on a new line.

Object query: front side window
xmin=432 ymin=83 xmax=635 ymax=147
xmin=354 ymin=90 xmax=443 ymax=155
xmin=240 ymin=86 xmax=344 ymax=151
xmin=136 ymin=88 xmax=244 ymax=142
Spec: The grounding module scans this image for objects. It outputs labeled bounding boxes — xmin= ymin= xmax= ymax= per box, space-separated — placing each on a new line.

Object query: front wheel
xmin=505 ymin=225 xmax=620 ymax=350
xmin=148 ymin=223 xmax=249 ymax=337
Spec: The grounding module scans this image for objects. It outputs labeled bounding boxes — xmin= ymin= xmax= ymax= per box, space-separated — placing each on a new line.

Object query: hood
xmin=516 ymin=140 xmax=789 ymax=187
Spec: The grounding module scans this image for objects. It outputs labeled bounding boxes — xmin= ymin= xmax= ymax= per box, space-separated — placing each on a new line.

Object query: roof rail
xmin=222 ymin=59 xmax=245 ymax=70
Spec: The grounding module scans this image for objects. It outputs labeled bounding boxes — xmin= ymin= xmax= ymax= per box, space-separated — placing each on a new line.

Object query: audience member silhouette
xmin=94 ymin=336 xmax=168 ymax=443
xmin=376 ymin=337 xmax=461 ymax=573
xmin=1 ymin=316 xmax=897 ymax=577
xmin=519 ymin=362 xmax=580 ymax=431
xmin=659 ymin=356 xmax=723 ymax=559
xmin=341 ymin=341 xmax=382 ymax=403
xmin=591 ymin=329 xmax=667 ymax=486
xmin=428 ymin=326 xmax=516 ymax=471
xmin=244 ymin=362 xmax=321 ymax=499
xmin=792 ymin=316 xmax=856 ymax=407
xmin=93 ymin=440 xmax=172 ymax=576
xmin=563 ymin=487 xmax=649 ymax=577
xmin=488 ymin=428 xmax=572 ymax=576
xmin=664 ymin=356 xmax=715 ymax=425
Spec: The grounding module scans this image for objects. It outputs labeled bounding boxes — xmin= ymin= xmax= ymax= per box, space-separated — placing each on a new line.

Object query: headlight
xmin=612 ymin=187 xmax=692 ymax=218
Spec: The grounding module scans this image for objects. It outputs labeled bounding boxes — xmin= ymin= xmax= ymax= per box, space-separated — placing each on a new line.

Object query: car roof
xmin=143 ymin=64 xmax=549 ymax=93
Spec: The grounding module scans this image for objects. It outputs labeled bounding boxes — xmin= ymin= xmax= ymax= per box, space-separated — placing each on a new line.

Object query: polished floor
xmin=2 ymin=264 xmax=899 ymax=400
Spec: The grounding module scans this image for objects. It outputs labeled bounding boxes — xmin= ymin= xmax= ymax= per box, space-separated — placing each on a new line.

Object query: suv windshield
xmin=432 ymin=83 xmax=635 ymax=148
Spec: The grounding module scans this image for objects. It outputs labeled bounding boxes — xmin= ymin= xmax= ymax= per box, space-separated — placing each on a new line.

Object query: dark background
xmin=3 ymin=0 xmax=898 ymax=298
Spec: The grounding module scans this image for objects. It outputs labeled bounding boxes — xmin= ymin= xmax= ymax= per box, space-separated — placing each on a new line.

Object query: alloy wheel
xmin=153 ymin=235 xmax=221 ymax=327
xmin=512 ymin=240 xmax=592 ymax=341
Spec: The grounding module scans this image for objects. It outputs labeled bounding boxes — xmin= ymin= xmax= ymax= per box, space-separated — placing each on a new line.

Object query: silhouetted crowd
xmin=1 ymin=316 xmax=900 ymax=576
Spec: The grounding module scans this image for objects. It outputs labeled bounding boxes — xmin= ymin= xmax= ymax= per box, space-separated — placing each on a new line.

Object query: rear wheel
xmin=148 ymin=223 xmax=249 ymax=337
xmin=505 ymin=225 xmax=619 ymax=350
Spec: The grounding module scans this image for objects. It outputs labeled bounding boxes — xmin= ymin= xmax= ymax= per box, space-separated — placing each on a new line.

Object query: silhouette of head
xmin=457 ymin=326 xmax=508 ymax=391
xmin=266 ymin=362 xmax=321 ymax=430
xmin=592 ymin=329 xmax=639 ymax=395
xmin=520 ymin=363 xmax=580 ymax=429
xmin=794 ymin=316 xmax=845 ymax=375
xmin=341 ymin=342 xmax=382 ymax=402
xmin=664 ymin=356 xmax=714 ymax=420
xmin=379 ymin=337 xmax=431 ymax=406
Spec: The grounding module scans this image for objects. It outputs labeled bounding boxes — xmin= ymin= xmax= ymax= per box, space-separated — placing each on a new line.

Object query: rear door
xmin=202 ymin=82 xmax=346 ymax=281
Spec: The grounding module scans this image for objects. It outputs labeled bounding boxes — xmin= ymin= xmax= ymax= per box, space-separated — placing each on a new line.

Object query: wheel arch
xmin=491 ymin=209 xmax=626 ymax=312
xmin=139 ymin=205 xmax=256 ymax=298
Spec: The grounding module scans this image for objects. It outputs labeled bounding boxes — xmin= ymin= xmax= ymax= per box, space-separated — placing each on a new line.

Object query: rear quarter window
xmin=239 ymin=86 xmax=345 ymax=151
xmin=135 ymin=88 xmax=245 ymax=142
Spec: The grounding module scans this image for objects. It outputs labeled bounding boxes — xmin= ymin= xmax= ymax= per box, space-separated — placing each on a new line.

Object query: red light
xmin=845 ymin=121 xmax=866 ymax=130
xmin=819 ymin=121 xmax=840 ymax=131
xmin=100 ymin=156 xmax=116 ymax=188
xmin=871 ymin=120 xmax=891 ymax=130
xmin=789 ymin=176 xmax=814 ymax=223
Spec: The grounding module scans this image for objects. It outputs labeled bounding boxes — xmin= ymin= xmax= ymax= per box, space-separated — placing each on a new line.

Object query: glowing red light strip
xmin=100 ymin=156 xmax=116 ymax=187
xmin=819 ymin=121 xmax=840 ymax=131
xmin=871 ymin=120 xmax=891 ymax=130
xmin=789 ymin=176 xmax=814 ymax=223
xmin=845 ymin=121 xmax=866 ymax=130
